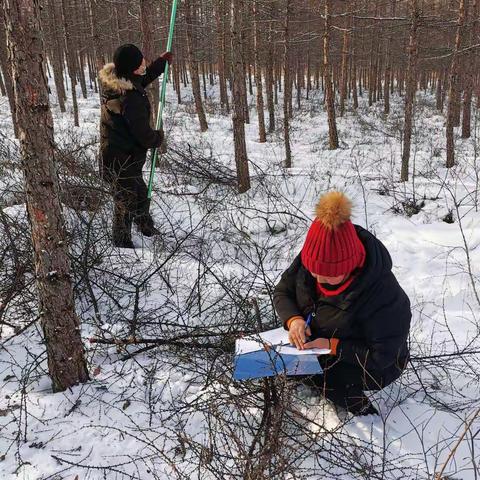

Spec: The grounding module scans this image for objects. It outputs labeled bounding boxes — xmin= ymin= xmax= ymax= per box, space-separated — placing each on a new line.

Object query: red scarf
xmin=316 ymin=274 xmax=356 ymax=297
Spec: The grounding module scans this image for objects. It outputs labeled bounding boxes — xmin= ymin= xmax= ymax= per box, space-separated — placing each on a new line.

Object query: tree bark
xmin=265 ymin=7 xmax=275 ymax=133
xmin=283 ymin=0 xmax=292 ymax=167
xmin=446 ymin=0 xmax=467 ymax=168
xmin=324 ymin=0 xmax=339 ymax=150
xmin=61 ymin=0 xmax=79 ymax=126
xmin=216 ymin=0 xmax=229 ymax=113
xmin=401 ymin=0 xmax=419 ymax=182
xmin=384 ymin=0 xmax=397 ymax=115
xmin=47 ymin=0 xmax=67 ymax=112
xmin=185 ymin=0 xmax=208 ymax=132
xmin=140 ymin=0 xmax=160 ymax=125
xmin=253 ymin=0 xmax=266 ymax=143
xmin=231 ymin=0 xmax=250 ymax=192
xmin=339 ymin=24 xmax=350 ymax=117
xmin=462 ymin=0 xmax=477 ymax=139
xmin=0 ymin=19 xmax=18 ymax=136
xmin=3 ymin=0 xmax=89 ymax=392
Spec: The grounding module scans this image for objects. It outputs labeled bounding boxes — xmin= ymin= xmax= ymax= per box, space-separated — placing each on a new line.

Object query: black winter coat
xmin=273 ymin=225 xmax=411 ymax=384
xmin=98 ymin=58 xmax=166 ymax=169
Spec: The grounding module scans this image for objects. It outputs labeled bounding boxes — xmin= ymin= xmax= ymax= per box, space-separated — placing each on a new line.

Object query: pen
xmin=305 ymin=313 xmax=312 ymax=333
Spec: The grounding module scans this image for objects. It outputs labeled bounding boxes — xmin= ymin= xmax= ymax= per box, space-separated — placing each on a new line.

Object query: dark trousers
xmin=308 ymin=356 xmax=404 ymax=413
xmin=101 ymin=149 xmax=153 ymax=242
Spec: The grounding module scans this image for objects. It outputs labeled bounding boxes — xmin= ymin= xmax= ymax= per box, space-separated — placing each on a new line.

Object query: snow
xmin=1 ymin=75 xmax=480 ymax=479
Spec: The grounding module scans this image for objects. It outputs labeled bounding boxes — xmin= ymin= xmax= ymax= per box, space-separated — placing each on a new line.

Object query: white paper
xmin=236 ymin=327 xmax=330 ymax=356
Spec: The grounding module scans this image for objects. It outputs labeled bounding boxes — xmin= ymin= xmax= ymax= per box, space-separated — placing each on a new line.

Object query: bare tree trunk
xmin=324 ymin=0 xmax=339 ymax=150
xmin=462 ymin=0 xmax=477 ymax=139
xmin=0 ymin=19 xmax=18 ymax=136
xmin=446 ymin=0 xmax=467 ymax=168
xmin=216 ymin=0 xmax=229 ymax=113
xmin=231 ymin=0 xmax=250 ymax=192
xmin=436 ymin=68 xmax=444 ymax=111
xmin=140 ymin=0 xmax=160 ymax=125
xmin=61 ymin=0 xmax=79 ymax=126
xmin=47 ymin=0 xmax=67 ymax=112
xmin=3 ymin=0 xmax=89 ymax=392
xmin=240 ymin=15 xmax=250 ymax=125
xmin=283 ymin=0 xmax=292 ymax=167
xmin=384 ymin=0 xmax=396 ymax=115
xmin=185 ymin=0 xmax=208 ymax=132
xmin=339 ymin=24 xmax=350 ymax=117
xmin=401 ymin=0 xmax=419 ymax=182
xmin=351 ymin=11 xmax=359 ymax=110
xmin=88 ymin=0 xmax=104 ymax=73
xmin=253 ymin=0 xmax=266 ymax=142
xmin=0 ymin=67 xmax=5 ymax=96
xmin=265 ymin=8 xmax=275 ymax=133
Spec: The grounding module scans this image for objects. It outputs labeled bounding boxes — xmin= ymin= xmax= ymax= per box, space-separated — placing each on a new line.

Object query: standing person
xmin=273 ymin=191 xmax=411 ymax=415
xmin=99 ymin=44 xmax=173 ymax=248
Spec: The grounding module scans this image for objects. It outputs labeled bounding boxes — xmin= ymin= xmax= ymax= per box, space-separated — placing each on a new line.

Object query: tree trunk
xmin=384 ymin=0 xmax=396 ymax=115
xmin=216 ymin=0 xmax=229 ymax=113
xmin=3 ymin=0 xmax=89 ymax=392
xmin=265 ymin=9 xmax=275 ymax=133
xmin=48 ymin=0 xmax=67 ymax=112
xmin=339 ymin=25 xmax=350 ymax=117
xmin=61 ymin=0 xmax=79 ymax=126
xmin=0 ymin=20 xmax=18 ymax=136
xmin=253 ymin=0 xmax=266 ymax=143
xmin=140 ymin=0 xmax=160 ymax=125
xmin=462 ymin=0 xmax=477 ymax=139
xmin=436 ymin=69 xmax=444 ymax=111
xmin=401 ymin=0 xmax=419 ymax=182
xmin=185 ymin=1 xmax=208 ymax=132
xmin=0 ymin=66 xmax=5 ymax=96
xmin=283 ymin=0 xmax=292 ymax=167
xmin=446 ymin=0 xmax=467 ymax=168
xmin=324 ymin=0 xmax=339 ymax=150
xmin=231 ymin=0 xmax=250 ymax=192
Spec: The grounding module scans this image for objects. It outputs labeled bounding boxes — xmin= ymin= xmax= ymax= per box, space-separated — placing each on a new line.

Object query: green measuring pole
xmin=147 ymin=0 xmax=179 ymax=199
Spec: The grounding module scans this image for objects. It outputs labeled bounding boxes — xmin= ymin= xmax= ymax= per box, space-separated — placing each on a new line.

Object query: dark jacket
xmin=273 ymin=225 xmax=411 ymax=384
xmin=98 ymin=58 xmax=166 ymax=167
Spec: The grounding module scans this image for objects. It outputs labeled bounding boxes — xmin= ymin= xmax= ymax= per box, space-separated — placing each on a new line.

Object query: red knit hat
xmin=301 ymin=191 xmax=366 ymax=276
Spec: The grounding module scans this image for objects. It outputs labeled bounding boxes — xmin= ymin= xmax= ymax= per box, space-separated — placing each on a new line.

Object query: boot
xmin=134 ymin=214 xmax=160 ymax=237
xmin=113 ymin=207 xmax=134 ymax=248
xmin=324 ymin=385 xmax=378 ymax=416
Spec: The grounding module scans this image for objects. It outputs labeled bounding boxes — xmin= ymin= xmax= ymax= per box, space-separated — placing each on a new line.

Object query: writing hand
xmin=288 ymin=318 xmax=312 ymax=350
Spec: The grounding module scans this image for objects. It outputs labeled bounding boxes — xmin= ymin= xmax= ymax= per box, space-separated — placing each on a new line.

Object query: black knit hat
xmin=113 ymin=44 xmax=144 ymax=77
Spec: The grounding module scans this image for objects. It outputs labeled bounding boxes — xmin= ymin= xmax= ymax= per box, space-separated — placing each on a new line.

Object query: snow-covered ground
xmin=1 ymin=76 xmax=479 ymax=479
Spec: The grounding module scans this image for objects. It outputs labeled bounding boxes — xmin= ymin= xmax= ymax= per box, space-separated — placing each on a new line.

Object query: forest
xmin=1 ymin=0 xmax=480 ymax=479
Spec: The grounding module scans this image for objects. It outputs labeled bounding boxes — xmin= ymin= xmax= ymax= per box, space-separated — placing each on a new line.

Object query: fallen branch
xmin=435 ymin=407 xmax=480 ymax=480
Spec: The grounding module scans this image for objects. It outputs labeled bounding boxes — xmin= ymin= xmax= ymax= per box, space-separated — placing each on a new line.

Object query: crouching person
xmin=273 ymin=191 xmax=411 ymax=415
xmin=99 ymin=44 xmax=173 ymax=248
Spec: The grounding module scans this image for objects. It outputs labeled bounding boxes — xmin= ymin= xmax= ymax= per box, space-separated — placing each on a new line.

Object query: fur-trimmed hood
xmin=99 ymin=63 xmax=134 ymax=93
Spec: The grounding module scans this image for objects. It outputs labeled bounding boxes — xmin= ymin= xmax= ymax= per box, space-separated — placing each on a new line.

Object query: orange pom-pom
xmin=314 ymin=191 xmax=352 ymax=230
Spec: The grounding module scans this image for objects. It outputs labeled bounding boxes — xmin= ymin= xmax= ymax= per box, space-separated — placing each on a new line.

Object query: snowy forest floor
xmin=1 ymin=80 xmax=480 ymax=480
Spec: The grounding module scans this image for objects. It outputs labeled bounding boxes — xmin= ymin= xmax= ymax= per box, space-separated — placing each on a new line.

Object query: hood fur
xmin=98 ymin=63 xmax=134 ymax=93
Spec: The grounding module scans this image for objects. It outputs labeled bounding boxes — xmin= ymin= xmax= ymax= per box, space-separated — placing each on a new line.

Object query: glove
xmin=160 ymin=51 xmax=173 ymax=64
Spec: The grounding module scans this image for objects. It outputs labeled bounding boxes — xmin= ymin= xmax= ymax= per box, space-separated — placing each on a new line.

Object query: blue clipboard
xmin=233 ymin=348 xmax=323 ymax=381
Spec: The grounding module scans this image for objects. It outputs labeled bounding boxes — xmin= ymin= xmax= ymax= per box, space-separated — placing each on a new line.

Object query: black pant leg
xmin=132 ymin=174 xmax=152 ymax=226
xmin=102 ymin=150 xmax=137 ymax=243
xmin=310 ymin=358 xmax=385 ymax=413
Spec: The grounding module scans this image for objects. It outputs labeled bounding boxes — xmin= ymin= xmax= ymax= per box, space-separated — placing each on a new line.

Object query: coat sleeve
xmin=273 ymin=255 xmax=304 ymax=329
xmin=335 ymin=274 xmax=411 ymax=373
xmin=141 ymin=57 xmax=167 ymax=88
xmin=122 ymin=92 xmax=163 ymax=149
